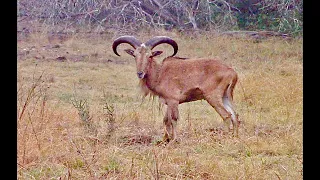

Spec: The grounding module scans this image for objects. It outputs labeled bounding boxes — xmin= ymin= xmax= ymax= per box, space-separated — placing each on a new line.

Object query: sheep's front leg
xmin=163 ymin=110 xmax=171 ymax=143
xmin=163 ymin=101 xmax=179 ymax=143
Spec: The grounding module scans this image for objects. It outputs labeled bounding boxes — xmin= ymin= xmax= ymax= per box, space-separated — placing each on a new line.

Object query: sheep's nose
xmin=137 ymin=72 xmax=144 ymax=79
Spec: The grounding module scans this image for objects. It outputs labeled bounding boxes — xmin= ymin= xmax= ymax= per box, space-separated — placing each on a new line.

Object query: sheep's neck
xmin=145 ymin=59 xmax=161 ymax=94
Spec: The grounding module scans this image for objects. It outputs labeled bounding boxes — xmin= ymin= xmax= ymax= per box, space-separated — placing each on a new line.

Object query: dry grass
xmin=17 ymin=30 xmax=302 ymax=179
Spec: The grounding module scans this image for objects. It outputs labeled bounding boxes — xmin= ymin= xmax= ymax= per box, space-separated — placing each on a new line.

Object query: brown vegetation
xmin=17 ymin=0 xmax=302 ymax=36
xmin=17 ymin=30 xmax=302 ymax=179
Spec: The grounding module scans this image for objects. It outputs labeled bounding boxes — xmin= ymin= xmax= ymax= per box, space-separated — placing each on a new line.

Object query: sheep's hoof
xmin=162 ymin=134 xmax=170 ymax=142
xmin=154 ymin=135 xmax=170 ymax=146
xmin=166 ymin=138 xmax=180 ymax=147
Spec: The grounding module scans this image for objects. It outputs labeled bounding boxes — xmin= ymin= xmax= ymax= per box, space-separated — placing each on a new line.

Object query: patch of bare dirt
xmin=120 ymin=135 xmax=153 ymax=146
xmin=17 ymin=40 xmax=128 ymax=64
xmin=18 ymin=43 xmax=97 ymax=62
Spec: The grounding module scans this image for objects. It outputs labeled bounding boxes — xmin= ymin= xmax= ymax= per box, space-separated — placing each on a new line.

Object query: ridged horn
xmin=144 ymin=36 xmax=178 ymax=56
xmin=112 ymin=36 xmax=142 ymax=56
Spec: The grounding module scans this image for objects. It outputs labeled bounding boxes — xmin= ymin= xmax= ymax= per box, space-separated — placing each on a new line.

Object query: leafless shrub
xmin=17 ymin=67 xmax=50 ymax=165
xmin=17 ymin=0 xmax=302 ymax=37
xmin=17 ymin=0 xmax=244 ymax=33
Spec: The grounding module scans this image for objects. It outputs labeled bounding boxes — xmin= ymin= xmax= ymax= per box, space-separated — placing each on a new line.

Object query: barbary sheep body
xmin=112 ymin=36 xmax=240 ymax=142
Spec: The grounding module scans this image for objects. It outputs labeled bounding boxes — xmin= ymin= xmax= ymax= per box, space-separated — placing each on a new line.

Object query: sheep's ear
xmin=124 ymin=49 xmax=135 ymax=57
xmin=151 ymin=51 xmax=163 ymax=57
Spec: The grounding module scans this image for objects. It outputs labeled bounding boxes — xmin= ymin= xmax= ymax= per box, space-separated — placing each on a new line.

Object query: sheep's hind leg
xmin=222 ymin=95 xmax=239 ymax=136
xmin=205 ymin=94 xmax=233 ymax=134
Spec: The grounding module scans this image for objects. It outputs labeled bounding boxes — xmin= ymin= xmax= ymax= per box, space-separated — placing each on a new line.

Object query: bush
xmin=17 ymin=0 xmax=302 ymax=36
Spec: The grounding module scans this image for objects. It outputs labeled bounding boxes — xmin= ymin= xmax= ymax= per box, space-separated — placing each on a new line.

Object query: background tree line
xmin=17 ymin=0 xmax=303 ymax=36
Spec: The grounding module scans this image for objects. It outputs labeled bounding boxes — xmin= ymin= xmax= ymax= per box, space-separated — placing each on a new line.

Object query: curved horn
xmin=112 ymin=36 xmax=142 ymax=56
xmin=144 ymin=36 xmax=178 ymax=56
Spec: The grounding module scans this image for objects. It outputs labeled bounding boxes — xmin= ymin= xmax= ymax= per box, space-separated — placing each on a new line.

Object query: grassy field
xmin=17 ymin=30 xmax=302 ymax=179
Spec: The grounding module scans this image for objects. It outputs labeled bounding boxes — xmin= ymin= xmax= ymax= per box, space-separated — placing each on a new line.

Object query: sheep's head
xmin=112 ymin=36 xmax=178 ymax=79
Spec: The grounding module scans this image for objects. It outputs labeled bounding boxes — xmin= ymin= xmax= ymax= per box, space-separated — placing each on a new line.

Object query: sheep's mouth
xmin=137 ymin=71 xmax=146 ymax=79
